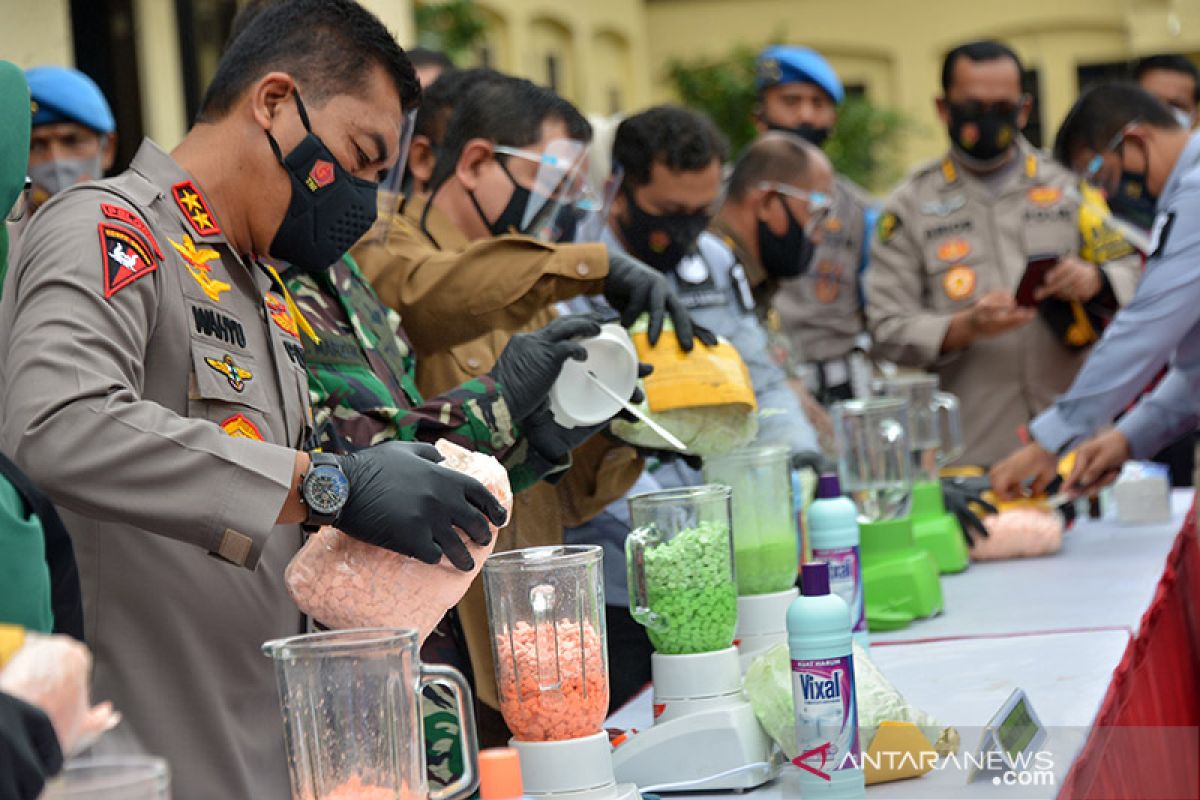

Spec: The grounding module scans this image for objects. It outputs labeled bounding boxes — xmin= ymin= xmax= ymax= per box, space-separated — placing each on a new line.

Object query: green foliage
xmin=666 ymin=45 xmax=910 ymax=192
xmin=414 ymin=0 xmax=488 ymax=63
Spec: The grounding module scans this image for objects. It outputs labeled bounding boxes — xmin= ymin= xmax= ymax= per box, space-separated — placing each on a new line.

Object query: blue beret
xmin=756 ymin=46 xmax=844 ymax=105
xmin=25 ymin=66 xmax=115 ymax=135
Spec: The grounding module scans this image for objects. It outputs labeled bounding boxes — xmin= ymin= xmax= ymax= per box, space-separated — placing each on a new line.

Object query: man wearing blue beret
xmin=24 ymin=66 xmax=116 ymax=214
xmin=755 ymin=45 xmax=878 ymax=406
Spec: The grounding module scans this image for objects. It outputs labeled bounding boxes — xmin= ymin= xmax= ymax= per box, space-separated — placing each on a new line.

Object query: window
xmin=1077 ymin=60 xmax=1131 ymax=94
xmin=70 ymin=0 xmax=144 ymax=173
xmin=1022 ymin=69 xmax=1043 ymax=148
xmin=176 ymin=0 xmax=239 ymax=124
xmin=546 ymin=53 xmax=561 ymax=93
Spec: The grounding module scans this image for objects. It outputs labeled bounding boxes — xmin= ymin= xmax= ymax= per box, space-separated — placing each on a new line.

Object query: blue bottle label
xmin=812 ymin=545 xmax=866 ymax=634
xmin=791 ymin=655 xmax=860 ymax=780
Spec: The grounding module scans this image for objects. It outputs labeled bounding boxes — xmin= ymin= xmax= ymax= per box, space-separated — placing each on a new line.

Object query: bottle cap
xmin=800 ymin=561 xmax=831 ymax=596
xmin=479 ymin=747 xmax=524 ymax=800
xmin=816 ymin=473 xmax=842 ymax=499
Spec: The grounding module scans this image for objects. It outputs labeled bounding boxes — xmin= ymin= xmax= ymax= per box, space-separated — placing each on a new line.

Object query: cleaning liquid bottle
xmin=788 ymin=562 xmax=865 ymax=799
xmin=807 ymin=474 xmax=868 ymax=647
xmin=479 ymin=747 xmax=535 ymax=800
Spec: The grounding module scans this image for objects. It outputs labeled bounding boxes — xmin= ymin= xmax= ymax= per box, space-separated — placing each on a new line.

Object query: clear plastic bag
xmin=285 ymin=440 xmax=513 ymax=641
xmin=0 ymin=632 xmax=120 ymax=755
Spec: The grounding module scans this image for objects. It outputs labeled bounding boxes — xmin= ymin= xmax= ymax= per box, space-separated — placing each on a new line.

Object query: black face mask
xmin=266 ymin=92 xmax=380 ymax=274
xmin=767 ymin=121 xmax=831 ymax=148
xmin=1106 ymin=142 xmax=1158 ymax=231
xmin=947 ymin=102 xmax=1020 ymax=165
xmin=617 ymin=190 xmax=710 ymax=271
xmin=757 ymin=194 xmax=816 ymax=279
xmin=468 ymin=159 xmax=535 ymax=237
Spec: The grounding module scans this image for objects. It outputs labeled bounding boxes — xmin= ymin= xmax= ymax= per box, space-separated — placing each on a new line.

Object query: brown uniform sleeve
xmin=355 ymin=218 xmax=608 ymax=355
xmin=0 ymin=192 xmax=295 ymax=568
xmin=554 ymin=435 xmax=645 ymax=529
xmin=864 ymin=199 xmax=952 ymax=367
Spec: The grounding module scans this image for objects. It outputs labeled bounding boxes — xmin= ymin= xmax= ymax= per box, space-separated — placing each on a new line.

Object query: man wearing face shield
xmin=754 ymin=46 xmax=879 ymax=405
xmin=865 ymin=40 xmax=1142 ymax=467
xmin=990 ymin=84 xmax=1199 ymax=500
xmin=0 ymin=3 xmax=526 ymax=797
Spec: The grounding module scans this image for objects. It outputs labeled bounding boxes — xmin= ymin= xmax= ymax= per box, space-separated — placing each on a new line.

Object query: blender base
xmin=611 ymin=648 xmax=778 ymax=792
xmin=734 ymin=588 xmax=798 ymax=671
xmin=512 ymin=732 xmax=641 ymax=800
xmin=910 ymin=481 xmax=969 ymax=573
xmin=859 ymin=516 xmax=944 ymax=631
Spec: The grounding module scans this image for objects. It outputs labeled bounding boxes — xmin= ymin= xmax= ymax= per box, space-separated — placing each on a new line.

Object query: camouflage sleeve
xmin=288 ymin=264 xmax=563 ymax=491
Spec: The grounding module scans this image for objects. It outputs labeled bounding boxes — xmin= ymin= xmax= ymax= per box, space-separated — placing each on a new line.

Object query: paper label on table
xmin=792 ymin=655 xmax=861 ymax=779
xmin=813 ymin=545 xmax=867 ymax=634
xmin=631 ymin=332 xmax=756 ymax=413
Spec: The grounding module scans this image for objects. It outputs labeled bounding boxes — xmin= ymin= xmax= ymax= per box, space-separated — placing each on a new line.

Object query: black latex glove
xmin=604 ymin=251 xmax=711 ymax=351
xmin=0 ymin=692 xmax=62 ymax=800
xmin=613 ymin=363 xmax=653 ymax=423
xmin=335 ymin=442 xmax=508 ymax=571
xmin=491 ymin=316 xmax=602 ymax=423
xmin=522 ymin=404 xmax=608 ymax=466
xmin=942 ymin=476 xmax=998 ymax=546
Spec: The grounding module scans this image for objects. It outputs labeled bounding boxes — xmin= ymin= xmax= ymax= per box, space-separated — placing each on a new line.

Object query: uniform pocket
xmin=187 ymin=342 xmax=272 ymax=442
xmin=922 ymin=231 xmax=985 ymax=311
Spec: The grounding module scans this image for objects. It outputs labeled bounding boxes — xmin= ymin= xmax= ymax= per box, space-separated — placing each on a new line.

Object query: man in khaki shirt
xmin=866 ymin=40 xmax=1140 ymax=466
xmin=0 ymin=5 xmax=519 ymax=796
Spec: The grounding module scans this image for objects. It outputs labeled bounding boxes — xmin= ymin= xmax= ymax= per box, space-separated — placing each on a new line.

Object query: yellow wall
xmin=1 ymin=0 xmax=72 ymax=68
xmin=643 ymin=0 xmax=1200 ymax=170
xmin=472 ymin=0 xmax=651 ymax=115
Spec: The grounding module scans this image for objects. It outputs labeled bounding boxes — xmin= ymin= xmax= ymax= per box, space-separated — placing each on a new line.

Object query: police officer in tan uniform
xmin=866 ymin=40 xmax=1141 ymax=466
xmin=754 ymin=46 xmax=878 ymax=404
xmin=0 ymin=4 xmax=534 ymax=797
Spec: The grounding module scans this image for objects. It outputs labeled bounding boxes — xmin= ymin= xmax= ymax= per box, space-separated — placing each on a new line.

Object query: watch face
xmin=305 ymin=465 xmax=350 ymax=516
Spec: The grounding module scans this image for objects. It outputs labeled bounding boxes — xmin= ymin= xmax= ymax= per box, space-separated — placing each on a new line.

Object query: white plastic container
xmin=549 ymin=322 xmax=638 ymax=428
xmin=808 ymin=474 xmax=868 ymax=647
xmin=787 ymin=563 xmax=865 ymax=800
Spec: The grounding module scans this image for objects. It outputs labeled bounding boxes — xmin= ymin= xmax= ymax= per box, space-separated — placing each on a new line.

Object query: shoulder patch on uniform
xmin=877 ymin=211 xmax=900 ymax=243
xmin=220 ymin=413 xmax=264 ymax=440
xmin=171 ymin=180 xmax=221 ymax=237
xmin=99 ymin=223 xmax=158 ymax=299
xmin=100 ymin=203 xmax=163 ymax=258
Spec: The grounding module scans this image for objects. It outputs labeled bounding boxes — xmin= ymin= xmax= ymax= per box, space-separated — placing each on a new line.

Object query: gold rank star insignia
xmin=171 ymin=179 xmax=222 ymax=236
xmin=171 ymin=234 xmax=231 ymax=303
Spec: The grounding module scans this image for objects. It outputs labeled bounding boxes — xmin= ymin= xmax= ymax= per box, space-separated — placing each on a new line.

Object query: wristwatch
xmin=300 ymin=452 xmax=350 ymax=528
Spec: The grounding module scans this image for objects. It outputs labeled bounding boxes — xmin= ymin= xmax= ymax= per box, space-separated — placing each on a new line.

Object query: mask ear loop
xmin=465 ymin=150 xmax=522 ymax=235
xmin=264 ymin=90 xmax=314 ymax=164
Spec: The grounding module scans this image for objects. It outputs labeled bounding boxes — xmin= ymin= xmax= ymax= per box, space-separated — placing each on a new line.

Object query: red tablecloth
xmin=1060 ymin=505 xmax=1200 ymax=799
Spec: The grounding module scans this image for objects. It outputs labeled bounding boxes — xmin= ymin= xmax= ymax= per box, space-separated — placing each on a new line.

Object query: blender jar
xmin=874 ymin=375 xmax=962 ymax=479
xmin=262 ymin=628 xmax=478 ymax=800
xmin=832 ymin=398 xmax=913 ymax=523
xmin=703 ymin=445 xmax=798 ymax=595
xmin=626 ymin=485 xmax=738 ymax=654
xmin=482 ymin=546 xmax=608 ymax=742
xmin=41 ymin=756 xmax=169 ymax=799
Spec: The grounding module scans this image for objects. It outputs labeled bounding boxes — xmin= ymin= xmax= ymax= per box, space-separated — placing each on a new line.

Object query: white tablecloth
xmin=605 ymin=490 xmax=1192 ymax=799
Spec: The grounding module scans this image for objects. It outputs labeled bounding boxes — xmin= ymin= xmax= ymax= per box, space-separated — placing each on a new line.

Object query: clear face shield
xmin=573 ymin=164 xmax=624 ymax=244
xmin=492 ymin=137 xmax=605 ymax=243
xmin=371 ymin=107 xmax=418 ymax=241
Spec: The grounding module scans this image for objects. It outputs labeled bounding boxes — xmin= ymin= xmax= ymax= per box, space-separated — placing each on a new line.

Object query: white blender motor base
xmin=735 ymin=588 xmax=798 ymax=672
xmin=611 ymin=648 xmax=778 ymax=792
xmin=512 ymin=731 xmax=642 ymax=800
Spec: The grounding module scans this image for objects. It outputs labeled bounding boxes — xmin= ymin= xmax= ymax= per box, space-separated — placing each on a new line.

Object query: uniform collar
xmin=129 ymin=138 xmax=228 ymax=247
xmin=708 ymin=215 xmax=768 ymax=288
xmin=401 ymin=193 xmax=469 ymax=252
xmin=939 ymin=136 xmax=1044 ymax=195
xmin=1160 ymin=130 xmax=1200 ymax=208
